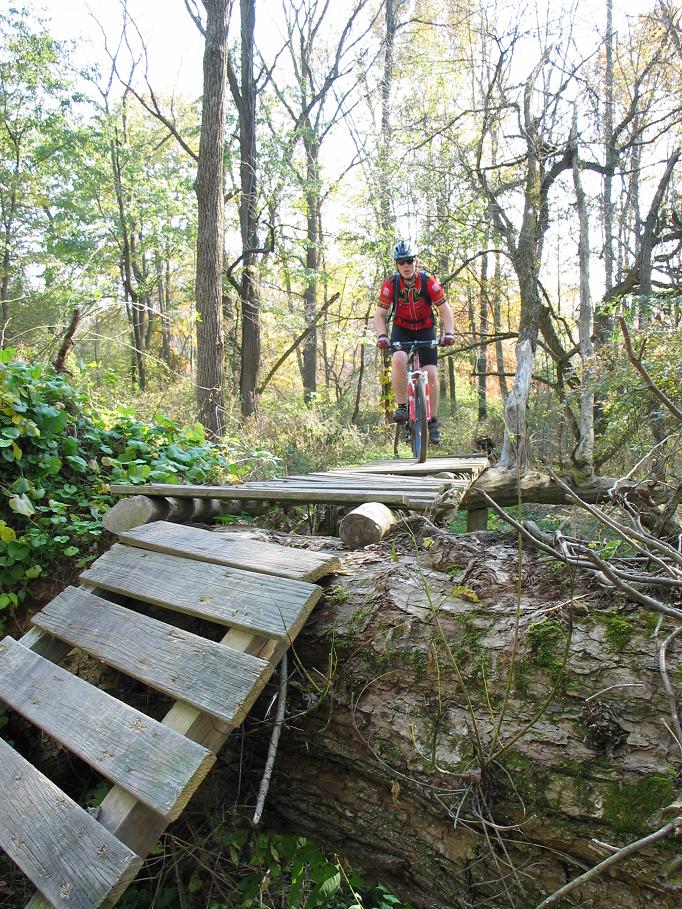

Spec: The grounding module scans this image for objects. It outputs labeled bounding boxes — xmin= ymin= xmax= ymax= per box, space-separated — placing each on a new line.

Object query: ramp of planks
xmin=0 ymin=521 xmax=339 ymax=909
xmin=111 ymin=455 xmax=490 ymax=512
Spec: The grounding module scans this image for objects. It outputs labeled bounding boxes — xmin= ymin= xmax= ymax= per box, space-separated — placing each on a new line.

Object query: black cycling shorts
xmin=390 ymin=326 xmax=438 ymax=367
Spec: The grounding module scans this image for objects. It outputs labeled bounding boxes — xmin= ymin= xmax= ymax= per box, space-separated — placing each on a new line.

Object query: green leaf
xmin=9 ymin=494 xmax=35 ymax=517
xmin=63 ymin=546 xmax=80 ymax=557
xmin=24 ymin=565 xmax=43 ymax=579
xmin=41 ymin=455 xmax=63 ymax=474
xmin=7 ymin=542 xmax=29 ymax=560
xmin=181 ymin=423 xmax=205 ymax=443
xmin=66 ymin=455 xmax=89 ymax=472
xmin=308 ymin=869 xmax=341 ymax=905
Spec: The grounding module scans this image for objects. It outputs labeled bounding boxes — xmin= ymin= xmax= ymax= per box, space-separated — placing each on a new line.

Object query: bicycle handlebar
xmin=391 ymin=339 xmax=439 ymax=351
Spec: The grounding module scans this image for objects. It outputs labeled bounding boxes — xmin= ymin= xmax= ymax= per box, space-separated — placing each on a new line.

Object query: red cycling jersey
xmin=378 ymin=271 xmax=446 ymax=331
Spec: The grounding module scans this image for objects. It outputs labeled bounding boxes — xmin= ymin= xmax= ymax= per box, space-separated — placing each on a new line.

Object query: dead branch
xmin=619 ymin=317 xmax=682 ymax=424
xmin=51 ymin=307 xmax=81 ymax=372
xmin=534 ymin=822 xmax=679 ymax=908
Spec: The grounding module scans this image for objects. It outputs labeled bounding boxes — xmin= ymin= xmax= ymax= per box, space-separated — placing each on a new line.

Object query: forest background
xmin=5 ymin=0 xmax=681 ymax=468
xmin=3 ymin=0 xmax=682 ymax=906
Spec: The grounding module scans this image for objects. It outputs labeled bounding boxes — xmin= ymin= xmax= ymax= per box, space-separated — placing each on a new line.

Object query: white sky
xmin=28 ymin=0 xmax=657 ymax=101
xmin=27 ymin=0 xmax=296 ymax=100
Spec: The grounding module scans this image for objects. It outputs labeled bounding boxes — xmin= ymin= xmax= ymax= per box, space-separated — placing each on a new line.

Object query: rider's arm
xmin=426 ymin=274 xmax=454 ymax=337
xmin=374 ymin=277 xmax=393 ymax=340
xmin=374 ymin=305 xmax=388 ymax=337
xmin=439 ymin=299 xmax=454 ymax=335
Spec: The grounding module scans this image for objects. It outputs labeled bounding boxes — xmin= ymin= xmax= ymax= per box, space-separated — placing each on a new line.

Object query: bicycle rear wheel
xmin=411 ymin=381 xmax=428 ymax=463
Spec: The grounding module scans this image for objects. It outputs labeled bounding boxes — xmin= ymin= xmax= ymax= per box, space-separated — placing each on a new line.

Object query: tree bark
xmin=571 ymin=127 xmax=595 ymax=477
xmin=477 ymin=251 xmax=489 ymax=422
xmin=228 ymin=528 xmax=682 ymax=909
xmin=233 ymin=0 xmax=261 ymax=419
xmin=52 ymin=307 xmax=81 ymax=372
xmin=194 ymin=0 xmax=229 ymax=437
xmin=302 ymin=133 xmax=321 ymax=402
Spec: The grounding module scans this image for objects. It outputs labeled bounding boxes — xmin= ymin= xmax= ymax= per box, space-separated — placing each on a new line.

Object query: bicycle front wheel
xmin=411 ymin=381 xmax=428 ymax=463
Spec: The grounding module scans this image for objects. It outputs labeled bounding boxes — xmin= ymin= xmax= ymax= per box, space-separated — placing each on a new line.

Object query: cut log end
xmin=103 ymin=496 xmax=170 ymax=534
xmin=339 ymin=502 xmax=398 ymax=549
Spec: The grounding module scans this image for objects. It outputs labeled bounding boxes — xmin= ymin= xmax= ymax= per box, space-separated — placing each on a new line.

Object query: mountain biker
xmin=374 ymin=240 xmax=455 ymax=445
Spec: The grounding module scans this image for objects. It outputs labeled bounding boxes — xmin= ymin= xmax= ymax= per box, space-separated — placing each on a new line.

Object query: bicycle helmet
xmin=393 ymin=240 xmax=417 ymax=260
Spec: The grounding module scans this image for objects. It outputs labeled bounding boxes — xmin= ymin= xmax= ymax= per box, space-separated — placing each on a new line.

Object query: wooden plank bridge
xmin=110 ymin=455 xmax=490 ymax=514
xmin=0 ymin=455 xmax=488 ymax=908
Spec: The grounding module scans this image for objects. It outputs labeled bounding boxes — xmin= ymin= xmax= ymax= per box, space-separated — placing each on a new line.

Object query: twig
xmin=534 ymin=822 xmax=677 ymax=908
xmin=619 ymin=317 xmax=682 ymax=423
xmin=252 ymin=653 xmax=288 ymax=825
xmin=548 ymin=470 xmax=682 ymax=571
xmin=658 ymin=626 xmax=682 ymax=746
xmin=585 ymin=683 xmax=645 ymax=702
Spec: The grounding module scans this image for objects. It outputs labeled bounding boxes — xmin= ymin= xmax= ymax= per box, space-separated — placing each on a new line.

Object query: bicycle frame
xmin=391 ymin=340 xmax=437 ymax=461
xmin=406 ymin=349 xmax=431 ymax=425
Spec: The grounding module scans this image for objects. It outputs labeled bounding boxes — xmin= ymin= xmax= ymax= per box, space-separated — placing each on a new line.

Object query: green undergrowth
xmin=0 ymin=354 xmax=275 ymax=627
xmin=117 ymin=827 xmax=413 ymax=909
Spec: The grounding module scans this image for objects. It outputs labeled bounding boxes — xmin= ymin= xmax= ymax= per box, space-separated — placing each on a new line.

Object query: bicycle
xmin=391 ymin=339 xmax=438 ymax=463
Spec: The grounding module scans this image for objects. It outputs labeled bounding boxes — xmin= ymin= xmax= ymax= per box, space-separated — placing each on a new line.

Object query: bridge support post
xmin=466 ymin=507 xmax=488 ymax=531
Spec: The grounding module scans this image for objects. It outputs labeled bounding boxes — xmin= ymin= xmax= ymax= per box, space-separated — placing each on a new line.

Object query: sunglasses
xmin=396 ymin=257 xmax=415 ymax=265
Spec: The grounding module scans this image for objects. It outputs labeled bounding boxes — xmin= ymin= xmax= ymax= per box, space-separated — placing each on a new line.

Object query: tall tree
xmin=226 ymin=0 xmax=261 ymax=418
xmin=188 ymin=0 xmax=230 ymax=437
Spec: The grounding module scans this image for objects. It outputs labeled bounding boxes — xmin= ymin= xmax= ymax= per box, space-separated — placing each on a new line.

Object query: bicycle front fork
xmin=407 ymin=372 xmax=432 ymax=422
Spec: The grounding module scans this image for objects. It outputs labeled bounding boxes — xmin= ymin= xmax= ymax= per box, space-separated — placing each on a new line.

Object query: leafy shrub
xmin=117 ymin=827 xmax=413 ymax=909
xmin=0 ymin=353 xmax=275 ymax=628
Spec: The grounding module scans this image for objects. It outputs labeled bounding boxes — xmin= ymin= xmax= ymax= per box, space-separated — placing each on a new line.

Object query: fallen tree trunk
xmin=462 ymin=467 xmax=667 ymax=510
xmin=214 ymin=524 xmax=682 ymax=909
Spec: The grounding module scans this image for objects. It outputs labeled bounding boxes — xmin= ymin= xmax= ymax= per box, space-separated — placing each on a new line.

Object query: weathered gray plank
xmin=0 ymin=636 xmax=214 ymax=820
xmin=81 ymin=544 xmax=320 ymax=639
xmin=31 ymin=587 xmax=270 ymax=724
xmin=118 ymin=521 xmax=340 ymax=581
xmin=110 ymin=483 xmax=421 ymax=506
xmin=0 ymin=737 xmax=142 ymax=909
xmin=334 ymin=456 xmax=489 ymax=475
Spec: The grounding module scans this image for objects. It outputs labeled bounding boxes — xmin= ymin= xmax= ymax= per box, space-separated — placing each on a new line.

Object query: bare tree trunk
xmin=571 ymin=125 xmax=595 ymax=477
xmin=233 ymin=0 xmax=261 ymax=419
xmin=447 ymin=356 xmax=456 ymax=415
xmin=351 ymin=305 xmax=372 ymax=425
xmin=158 ymin=256 xmax=172 ymax=367
xmin=477 ymin=252 xmax=489 ymax=422
xmin=377 ymin=0 xmax=396 ymax=420
xmin=492 ymin=249 xmax=508 ymax=400
xmin=302 ymin=134 xmax=321 ymax=402
xmin=52 ymin=307 xmax=81 ymax=372
xmin=597 ymin=0 xmax=615 ymax=343
xmin=1 ymin=197 xmax=15 ymax=336
xmin=194 ymin=0 xmax=229 ymax=437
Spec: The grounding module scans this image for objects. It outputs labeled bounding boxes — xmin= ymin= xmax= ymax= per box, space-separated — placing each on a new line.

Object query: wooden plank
xmin=335 ymin=456 xmax=489 ymax=475
xmin=0 ymin=737 xmax=142 ymax=909
xmin=118 ymin=521 xmax=340 ymax=581
xmin=81 ymin=544 xmax=321 ymax=640
xmin=282 ymin=472 xmax=448 ymax=487
xmin=31 ymin=587 xmax=270 ymax=725
xmin=110 ymin=483 xmax=416 ymax=506
xmin=0 ymin=636 xmax=214 ymax=821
